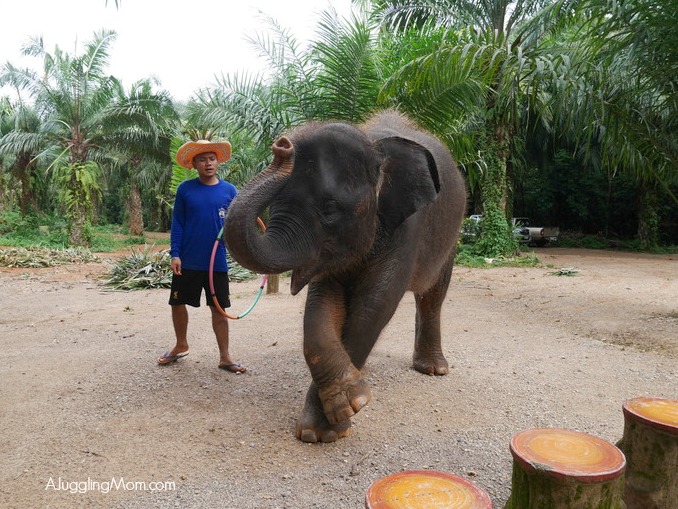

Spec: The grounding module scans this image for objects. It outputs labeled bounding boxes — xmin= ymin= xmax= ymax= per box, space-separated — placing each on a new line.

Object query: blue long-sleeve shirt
xmin=170 ymin=178 xmax=238 ymax=272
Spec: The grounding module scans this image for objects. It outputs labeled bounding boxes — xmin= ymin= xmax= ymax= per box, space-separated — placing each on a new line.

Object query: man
xmin=157 ymin=139 xmax=246 ymax=373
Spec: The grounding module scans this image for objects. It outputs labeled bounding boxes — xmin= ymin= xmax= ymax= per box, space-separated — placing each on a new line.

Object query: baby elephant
xmin=225 ymin=110 xmax=467 ymax=442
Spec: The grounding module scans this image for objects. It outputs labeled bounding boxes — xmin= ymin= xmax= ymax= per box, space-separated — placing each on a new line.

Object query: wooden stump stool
xmin=618 ymin=397 xmax=678 ymax=509
xmin=365 ymin=470 xmax=493 ymax=509
xmin=504 ymin=428 xmax=626 ymax=509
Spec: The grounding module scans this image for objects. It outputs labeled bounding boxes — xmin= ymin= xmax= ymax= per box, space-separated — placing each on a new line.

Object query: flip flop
xmin=157 ymin=351 xmax=189 ymax=365
xmin=218 ymin=362 xmax=247 ymax=374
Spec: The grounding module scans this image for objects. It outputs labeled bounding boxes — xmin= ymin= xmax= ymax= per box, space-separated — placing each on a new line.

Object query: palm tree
xmin=0 ymin=97 xmax=16 ymax=213
xmin=554 ymin=0 xmax=678 ymax=248
xmin=374 ymin=0 xmax=579 ymax=256
xmin=0 ymin=30 xmax=179 ymax=245
xmin=186 ymin=7 xmax=384 ymax=149
xmin=0 ymin=31 xmax=122 ymax=245
xmin=102 ymin=79 xmax=179 ymax=235
xmin=0 ymin=101 xmax=43 ymax=214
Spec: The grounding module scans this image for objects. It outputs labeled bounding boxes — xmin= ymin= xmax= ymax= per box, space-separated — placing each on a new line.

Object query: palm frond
xmin=312 ymin=9 xmax=383 ymax=122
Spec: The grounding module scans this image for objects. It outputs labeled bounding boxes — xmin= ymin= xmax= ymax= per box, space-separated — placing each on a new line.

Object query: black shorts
xmin=169 ymin=269 xmax=231 ymax=308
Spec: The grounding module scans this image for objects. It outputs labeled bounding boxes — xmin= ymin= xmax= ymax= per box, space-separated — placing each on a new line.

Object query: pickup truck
xmin=512 ymin=217 xmax=559 ymax=247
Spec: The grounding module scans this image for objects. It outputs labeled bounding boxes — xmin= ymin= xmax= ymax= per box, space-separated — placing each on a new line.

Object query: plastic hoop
xmin=209 ymin=217 xmax=267 ymax=320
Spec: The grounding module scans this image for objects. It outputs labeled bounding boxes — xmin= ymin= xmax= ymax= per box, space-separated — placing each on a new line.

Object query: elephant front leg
xmin=296 ymin=282 xmax=372 ymax=442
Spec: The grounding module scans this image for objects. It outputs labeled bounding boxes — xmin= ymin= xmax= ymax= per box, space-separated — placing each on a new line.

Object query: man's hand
xmin=170 ymin=257 xmax=182 ymax=276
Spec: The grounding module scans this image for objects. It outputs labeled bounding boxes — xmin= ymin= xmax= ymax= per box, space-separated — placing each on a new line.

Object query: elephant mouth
xmin=290 ymin=267 xmax=314 ymax=295
xmin=289 ymin=248 xmax=333 ymax=295
xmin=290 ymin=270 xmax=307 ymax=295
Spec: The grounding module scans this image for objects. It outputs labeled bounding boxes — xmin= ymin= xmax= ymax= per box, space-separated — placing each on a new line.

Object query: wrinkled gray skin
xmin=225 ymin=110 xmax=467 ymax=443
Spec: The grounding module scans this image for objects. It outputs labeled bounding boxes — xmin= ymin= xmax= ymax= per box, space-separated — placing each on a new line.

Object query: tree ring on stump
xmin=510 ymin=428 xmax=626 ymax=483
xmin=623 ymin=397 xmax=678 ymax=435
xmin=365 ymin=470 xmax=493 ymax=509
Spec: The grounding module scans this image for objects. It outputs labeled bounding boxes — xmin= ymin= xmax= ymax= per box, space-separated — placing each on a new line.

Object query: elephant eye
xmin=321 ymin=199 xmax=342 ymax=222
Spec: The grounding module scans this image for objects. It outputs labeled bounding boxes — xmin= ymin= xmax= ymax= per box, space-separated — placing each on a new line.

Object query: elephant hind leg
xmin=296 ymin=384 xmax=353 ymax=443
xmin=413 ymin=259 xmax=453 ymax=375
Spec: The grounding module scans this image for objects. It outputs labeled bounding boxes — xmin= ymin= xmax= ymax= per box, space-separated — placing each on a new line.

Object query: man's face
xmin=193 ymin=152 xmax=219 ymax=179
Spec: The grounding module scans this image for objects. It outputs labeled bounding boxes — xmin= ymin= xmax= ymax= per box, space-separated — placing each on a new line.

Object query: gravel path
xmin=1 ymin=248 xmax=676 ymax=508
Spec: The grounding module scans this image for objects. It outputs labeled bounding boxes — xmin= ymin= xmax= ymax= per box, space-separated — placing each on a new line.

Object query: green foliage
xmin=168 ymin=137 xmax=198 ymax=196
xmin=0 ymin=212 xmax=69 ymax=248
xmin=472 ymin=154 xmax=518 ymax=258
xmin=53 ymin=162 xmax=102 ymax=246
xmin=0 ymin=213 xmax=160 ymax=252
xmin=54 ymin=162 xmax=102 ymax=215
xmin=455 ymin=244 xmax=539 ymax=268
xmin=1 ymin=4 xmax=677 ymax=250
xmin=0 ymin=210 xmax=35 ymax=236
xmin=459 ymin=216 xmax=481 ymax=244
xmin=0 ymin=31 xmax=180 ymax=246
xmin=312 ymin=9 xmax=384 ymax=122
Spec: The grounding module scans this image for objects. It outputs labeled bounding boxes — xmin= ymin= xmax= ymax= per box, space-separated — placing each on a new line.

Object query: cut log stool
xmin=618 ymin=397 xmax=678 ymax=509
xmin=365 ymin=470 xmax=493 ymax=509
xmin=504 ymin=428 xmax=626 ymax=509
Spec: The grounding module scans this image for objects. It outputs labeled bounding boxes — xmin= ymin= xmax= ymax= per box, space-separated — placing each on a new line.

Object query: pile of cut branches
xmin=102 ymin=245 xmax=257 ymax=290
xmin=102 ymin=246 xmax=173 ymax=290
xmin=0 ymin=246 xmax=98 ymax=267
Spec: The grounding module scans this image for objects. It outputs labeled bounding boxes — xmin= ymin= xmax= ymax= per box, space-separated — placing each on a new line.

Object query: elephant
xmin=224 ymin=110 xmax=467 ymax=443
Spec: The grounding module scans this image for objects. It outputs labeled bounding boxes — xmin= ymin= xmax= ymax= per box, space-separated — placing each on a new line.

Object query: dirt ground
xmin=1 ymin=247 xmax=676 ymax=509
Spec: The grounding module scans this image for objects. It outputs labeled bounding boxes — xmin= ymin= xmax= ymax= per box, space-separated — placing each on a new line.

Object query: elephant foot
xmin=295 ymin=369 xmax=371 ymax=443
xmin=317 ymin=366 xmax=372 ymax=425
xmin=295 ymin=405 xmax=352 ymax=443
xmin=413 ymin=352 xmax=449 ymax=375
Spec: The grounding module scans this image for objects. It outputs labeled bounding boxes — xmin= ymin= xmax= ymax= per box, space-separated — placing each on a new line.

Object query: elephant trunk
xmin=224 ymin=137 xmax=305 ymax=274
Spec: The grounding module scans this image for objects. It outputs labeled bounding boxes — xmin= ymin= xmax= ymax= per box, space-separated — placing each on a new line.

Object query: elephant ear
xmin=375 ymin=136 xmax=441 ymax=231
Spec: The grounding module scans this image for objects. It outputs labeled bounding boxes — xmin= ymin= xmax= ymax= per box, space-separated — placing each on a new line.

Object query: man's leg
xmin=210 ymin=306 xmax=246 ymax=372
xmin=171 ymin=304 xmax=190 ymax=353
xmin=157 ymin=304 xmax=190 ymax=364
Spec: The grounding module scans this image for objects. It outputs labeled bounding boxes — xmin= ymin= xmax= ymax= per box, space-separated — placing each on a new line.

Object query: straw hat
xmin=176 ymin=139 xmax=232 ymax=168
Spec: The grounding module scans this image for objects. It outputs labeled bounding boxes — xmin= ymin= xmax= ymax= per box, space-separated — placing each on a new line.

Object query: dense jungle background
xmin=1 ymin=0 xmax=676 ymax=255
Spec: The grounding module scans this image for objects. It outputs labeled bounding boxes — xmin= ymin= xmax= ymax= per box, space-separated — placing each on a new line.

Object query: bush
xmin=0 ymin=212 xmax=69 ymax=248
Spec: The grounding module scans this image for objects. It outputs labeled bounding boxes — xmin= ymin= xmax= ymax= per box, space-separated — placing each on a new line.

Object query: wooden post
xmin=618 ymin=397 xmax=678 ymax=509
xmin=504 ymin=428 xmax=626 ymax=509
xmin=365 ymin=470 xmax=493 ymax=509
xmin=266 ymin=273 xmax=279 ymax=294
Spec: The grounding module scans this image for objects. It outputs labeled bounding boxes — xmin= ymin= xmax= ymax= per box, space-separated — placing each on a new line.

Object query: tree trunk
xmin=475 ymin=142 xmax=516 ymax=258
xmin=66 ymin=168 xmax=92 ymax=247
xmin=637 ymin=181 xmax=659 ymax=250
xmin=365 ymin=470 xmax=492 ymax=509
xmin=504 ymin=428 xmax=626 ymax=509
xmin=618 ymin=397 xmax=678 ymax=509
xmin=0 ymin=165 xmax=6 ymax=214
xmin=16 ymin=154 xmax=38 ymax=214
xmin=68 ymin=203 xmax=89 ymax=247
xmin=128 ymin=179 xmax=144 ymax=236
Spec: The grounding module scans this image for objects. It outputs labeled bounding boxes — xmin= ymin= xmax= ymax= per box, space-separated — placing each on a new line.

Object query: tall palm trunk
xmin=68 ymin=203 xmax=89 ymax=246
xmin=128 ymin=180 xmax=144 ymax=236
xmin=16 ymin=154 xmax=37 ymax=213
xmin=0 ymin=162 xmax=7 ymax=214
xmin=62 ymin=162 xmax=100 ymax=247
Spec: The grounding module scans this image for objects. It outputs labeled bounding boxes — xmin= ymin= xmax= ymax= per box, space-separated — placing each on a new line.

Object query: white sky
xmin=0 ymin=0 xmax=356 ymax=102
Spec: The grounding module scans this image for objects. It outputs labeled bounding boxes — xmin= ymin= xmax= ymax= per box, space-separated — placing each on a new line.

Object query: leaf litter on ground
xmin=549 ymin=267 xmax=580 ymax=276
xmin=102 ymin=244 xmax=257 ymax=291
xmin=0 ymin=246 xmax=98 ymax=267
